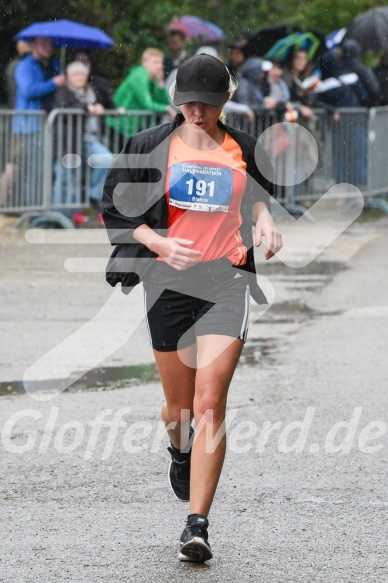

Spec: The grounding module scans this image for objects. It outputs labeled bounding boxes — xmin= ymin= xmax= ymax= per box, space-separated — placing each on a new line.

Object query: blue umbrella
xmin=13 ymin=19 xmax=114 ymax=50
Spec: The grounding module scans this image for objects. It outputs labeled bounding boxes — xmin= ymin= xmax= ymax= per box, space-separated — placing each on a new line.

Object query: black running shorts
xmin=143 ymin=258 xmax=250 ymax=352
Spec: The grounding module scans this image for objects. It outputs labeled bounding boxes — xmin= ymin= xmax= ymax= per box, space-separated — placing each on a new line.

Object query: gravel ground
xmin=0 ymin=216 xmax=387 ymax=582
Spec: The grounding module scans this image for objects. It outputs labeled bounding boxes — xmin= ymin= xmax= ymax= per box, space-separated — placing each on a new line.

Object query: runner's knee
xmin=193 ymin=388 xmax=227 ymax=423
xmin=164 ymin=403 xmax=194 ymax=426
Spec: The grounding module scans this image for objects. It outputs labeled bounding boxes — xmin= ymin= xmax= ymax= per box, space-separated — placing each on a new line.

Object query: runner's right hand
xmin=152 ymin=238 xmax=202 ymax=270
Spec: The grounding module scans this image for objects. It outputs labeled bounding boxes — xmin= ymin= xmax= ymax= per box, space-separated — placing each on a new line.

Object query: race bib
xmin=169 ymin=163 xmax=233 ymax=212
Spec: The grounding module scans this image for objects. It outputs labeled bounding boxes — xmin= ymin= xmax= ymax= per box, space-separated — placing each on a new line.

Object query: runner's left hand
xmin=255 ymin=213 xmax=283 ymax=260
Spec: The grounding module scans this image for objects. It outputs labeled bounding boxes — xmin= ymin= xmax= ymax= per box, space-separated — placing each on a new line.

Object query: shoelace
xmin=187 ymin=522 xmax=208 ymax=540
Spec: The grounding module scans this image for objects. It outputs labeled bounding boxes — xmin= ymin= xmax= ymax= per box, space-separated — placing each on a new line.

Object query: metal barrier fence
xmin=1 ymin=106 xmax=388 ymax=220
xmin=0 ymin=110 xmax=46 ymax=212
xmin=44 ymin=108 xmax=159 ymax=214
xmin=226 ymin=107 xmax=373 ymax=209
xmin=0 ymin=109 xmax=159 ymax=217
xmin=367 ymin=106 xmax=388 ymax=196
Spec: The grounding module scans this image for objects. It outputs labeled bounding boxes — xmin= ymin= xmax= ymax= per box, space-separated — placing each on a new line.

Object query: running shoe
xmin=179 ymin=514 xmax=213 ymax=562
xmin=167 ymin=426 xmax=194 ymax=502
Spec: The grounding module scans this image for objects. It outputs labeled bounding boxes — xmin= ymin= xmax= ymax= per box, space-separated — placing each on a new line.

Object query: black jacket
xmin=89 ymin=74 xmax=116 ymax=109
xmin=52 ymin=85 xmax=96 ymax=156
xmin=341 ymin=40 xmax=380 ymax=107
xmin=102 ymin=114 xmax=274 ymax=304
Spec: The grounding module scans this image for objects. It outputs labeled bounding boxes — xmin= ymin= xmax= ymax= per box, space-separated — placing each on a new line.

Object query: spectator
xmin=5 ymin=40 xmax=30 ymax=108
xmin=108 ymin=48 xmax=176 ymax=145
xmin=315 ymin=51 xmax=368 ymax=185
xmin=339 ymin=40 xmax=380 ymax=107
xmin=240 ymin=57 xmax=280 ymax=114
xmin=165 ymin=46 xmax=219 ymax=97
xmin=166 ymin=45 xmax=257 ymax=121
xmin=52 ymin=61 xmax=114 ymax=218
xmin=262 ymin=59 xmax=290 ymax=104
xmin=1 ymin=40 xmax=31 ymax=206
xmin=283 ymin=49 xmax=316 ymax=119
xmin=14 ymin=37 xmax=65 ymax=116
xmin=373 ymin=52 xmax=388 ymax=105
xmin=74 ymin=51 xmax=116 ymax=110
xmin=166 ymin=45 xmax=256 ymax=122
xmin=282 ymin=50 xmax=323 ymax=188
xmin=193 ymin=47 xmax=256 ymax=121
xmin=13 ymin=37 xmax=65 ymax=205
xmin=163 ymin=30 xmax=189 ymax=79
xmin=226 ymin=40 xmax=247 ymax=75
xmin=260 ymin=58 xmax=302 ymax=121
xmin=74 ymin=51 xmax=125 ymax=154
xmin=312 ymin=51 xmax=360 ymax=108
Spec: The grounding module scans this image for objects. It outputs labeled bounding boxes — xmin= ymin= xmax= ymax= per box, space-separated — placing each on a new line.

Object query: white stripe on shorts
xmin=239 ymin=285 xmax=250 ymax=342
xmin=143 ymin=288 xmax=153 ymax=346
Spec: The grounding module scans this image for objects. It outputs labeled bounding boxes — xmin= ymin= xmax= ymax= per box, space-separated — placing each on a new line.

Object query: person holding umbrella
xmin=12 ymin=20 xmax=115 ymax=114
xmin=14 ymin=37 xmax=65 ymax=114
xmin=13 ymin=37 xmax=66 ymax=206
xmin=102 ymin=53 xmax=282 ymax=562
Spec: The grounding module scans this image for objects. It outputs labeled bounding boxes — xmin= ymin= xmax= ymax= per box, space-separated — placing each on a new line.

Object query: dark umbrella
xmin=244 ymin=25 xmax=299 ymax=58
xmin=346 ymin=7 xmax=388 ymax=51
xmin=243 ymin=25 xmax=326 ymax=60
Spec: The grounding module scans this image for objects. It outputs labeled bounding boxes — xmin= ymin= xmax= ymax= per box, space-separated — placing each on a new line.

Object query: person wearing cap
xmin=102 ymin=53 xmax=282 ymax=563
xmin=166 ymin=46 xmax=257 ymax=121
xmin=164 ymin=45 xmax=219 ymax=100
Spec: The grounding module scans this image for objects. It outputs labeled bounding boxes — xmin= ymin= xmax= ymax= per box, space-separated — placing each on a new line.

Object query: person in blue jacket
xmin=13 ymin=37 xmax=65 ymax=206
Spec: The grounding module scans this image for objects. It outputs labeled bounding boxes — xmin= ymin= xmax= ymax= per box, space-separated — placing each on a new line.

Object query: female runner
xmin=102 ymin=53 xmax=282 ymax=563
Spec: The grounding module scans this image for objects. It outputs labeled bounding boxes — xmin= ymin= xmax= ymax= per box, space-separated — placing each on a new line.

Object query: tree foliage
xmin=0 ymin=0 xmax=381 ymax=104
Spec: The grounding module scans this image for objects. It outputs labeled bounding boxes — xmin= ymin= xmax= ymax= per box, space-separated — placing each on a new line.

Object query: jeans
xmin=84 ymin=140 xmax=114 ymax=202
xmin=53 ymin=140 xmax=114 ymax=210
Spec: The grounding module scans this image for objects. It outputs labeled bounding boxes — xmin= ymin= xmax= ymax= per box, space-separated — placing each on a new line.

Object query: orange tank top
xmin=158 ymin=131 xmax=248 ymax=265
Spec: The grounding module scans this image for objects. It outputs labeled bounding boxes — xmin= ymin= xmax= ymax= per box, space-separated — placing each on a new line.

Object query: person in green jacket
xmin=109 ymin=48 xmax=176 ymax=142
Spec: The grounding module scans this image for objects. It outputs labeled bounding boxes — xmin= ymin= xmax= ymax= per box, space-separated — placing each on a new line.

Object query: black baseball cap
xmin=173 ymin=53 xmax=230 ymax=106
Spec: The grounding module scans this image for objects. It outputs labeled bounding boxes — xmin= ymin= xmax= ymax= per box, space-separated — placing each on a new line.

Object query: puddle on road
xmin=241 ymin=337 xmax=279 ymax=366
xmin=260 ymin=301 xmax=318 ymax=324
xmin=0 ymin=262 xmax=347 ymax=396
xmin=255 ymin=260 xmax=347 ymax=325
xmin=259 ymin=260 xmax=348 ymax=277
xmin=0 ymin=363 xmax=159 ymax=397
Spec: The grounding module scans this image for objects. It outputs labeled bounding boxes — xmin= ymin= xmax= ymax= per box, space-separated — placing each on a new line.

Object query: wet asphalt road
xmin=0 ymin=217 xmax=387 ymax=582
